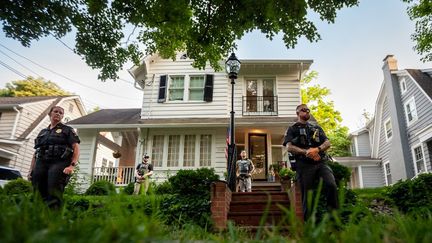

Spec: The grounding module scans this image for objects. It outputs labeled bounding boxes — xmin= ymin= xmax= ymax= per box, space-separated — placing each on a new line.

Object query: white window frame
xmin=411 ymin=144 xmax=427 ymax=175
xmin=404 ymin=97 xmax=418 ymax=126
xmin=188 ymin=75 xmax=206 ymax=101
xmin=168 ymin=75 xmax=185 ymax=101
xmin=400 ymin=77 xmax=407 ymax=94
xmin=383 ymin=161 xmax=392 ymax=186
xmin=148 ymin=132 xmax=215 ymax=169
xmin=384 ymin=118 xmax=392 ymax=141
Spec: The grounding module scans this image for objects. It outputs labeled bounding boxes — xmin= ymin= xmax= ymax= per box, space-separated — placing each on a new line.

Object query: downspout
xmin=10 ymin=106 xmax=21 ymax=139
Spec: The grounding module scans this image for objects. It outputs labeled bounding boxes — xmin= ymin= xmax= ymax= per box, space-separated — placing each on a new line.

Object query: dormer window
xmin=400 ymin=77 xmax=407 ymax=94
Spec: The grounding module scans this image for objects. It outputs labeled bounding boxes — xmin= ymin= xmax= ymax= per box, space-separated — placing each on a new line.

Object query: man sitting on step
xmin=236 ymin=150 xmax=255 ymax=192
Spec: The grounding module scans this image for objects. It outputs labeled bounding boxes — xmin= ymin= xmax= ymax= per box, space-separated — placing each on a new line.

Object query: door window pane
xmin=246 ymin=80 xmax=257 ymax=112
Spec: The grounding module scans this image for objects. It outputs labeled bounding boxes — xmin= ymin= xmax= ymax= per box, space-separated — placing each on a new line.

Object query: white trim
xmin=0 ymin=139 xmax=24 ymax=145
xmin=354 ymin=136 xmax=359 ymax=156
xmin=0 ymin=147 xmax=19 ymax=158
xmin=358 ymin=165 xmax=364 ymax=188
xmin=372 ymin=83 xmax=385 ymax=158
xmin=403 ymin=96 xmax=418 ymax=127
xmin=417 ymin=124 xmax=432 ymax=143
xmin=399 ymin=77 xmax=407 ymax=95
xmin=411 ymin=143 xmax=428 ymax=175
xmin=383 ymin=161 xmax=391 ymax=186
xmin=384 ymin=117 xmax=393 ymax=142
xmin=10 ymin=106 xmax=21 ymax=139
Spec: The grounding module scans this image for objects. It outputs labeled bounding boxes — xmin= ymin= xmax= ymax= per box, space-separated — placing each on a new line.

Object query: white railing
xmin=92 ymin=166 xmax=135 ymax=186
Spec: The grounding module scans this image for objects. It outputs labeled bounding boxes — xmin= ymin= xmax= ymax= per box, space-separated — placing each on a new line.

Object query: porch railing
xmin=92 ymin=166 xmax=135 ymax=186
xmin=242 ymin=96 xmax=278 ymax=116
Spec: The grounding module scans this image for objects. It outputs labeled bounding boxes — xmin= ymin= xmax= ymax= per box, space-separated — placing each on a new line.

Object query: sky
xmin=0 ymin=0 xmax=431 ymax=132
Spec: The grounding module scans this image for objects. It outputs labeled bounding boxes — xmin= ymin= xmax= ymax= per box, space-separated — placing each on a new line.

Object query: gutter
xmin=10 ymin=106 xmax=22 ymax=139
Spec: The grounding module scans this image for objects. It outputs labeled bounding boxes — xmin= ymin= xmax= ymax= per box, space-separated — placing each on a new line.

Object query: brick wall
xmin=210 ymin=180 xmax=232 ymax=230
xmin=290 ymin=181 xmax=304 ymax=221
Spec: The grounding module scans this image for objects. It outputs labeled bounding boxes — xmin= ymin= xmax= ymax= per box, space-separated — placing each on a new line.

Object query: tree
xmin=0 ymin=77 xmax=70 ymax=97
xmin=403 ymin=0 xmax=432 ymax=62
xmin=301 ymin=71 xmax=351 ymax=157
xmin=0 ymin=0 xmax=359 ymax=80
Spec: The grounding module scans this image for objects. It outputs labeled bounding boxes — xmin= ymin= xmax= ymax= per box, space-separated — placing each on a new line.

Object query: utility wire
xmin=0 ymin=49 xmax=43 ymax=77
xmin=0 ymin=44 xmax=133 ymax=100
xmin=0 ymin=60 xmax=28 ymax=79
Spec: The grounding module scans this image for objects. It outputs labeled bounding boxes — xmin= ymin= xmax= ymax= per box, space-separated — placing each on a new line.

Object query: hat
xmin=143 ymin=153 xmax=150 ymax=158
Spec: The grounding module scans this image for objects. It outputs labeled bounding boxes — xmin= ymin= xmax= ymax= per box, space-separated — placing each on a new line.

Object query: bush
xmin=327 ymin=161 xmax=351 ymax=187
xmin=0 ymin=185 xmax=4 ymax=195
xmin=3 ymin=179 xmax=32 ymax=195
xmin=123 ymin=182 xmax=135 ymax=195
xmin=168 ymin=168 xmax=219 ymax=197
xmin=153 ymin=180 xmax=173 ymax=195
xmin=85 ymin=180 xmax=116 ymax=196
xmin=387 ymin=173 xmax=432 ymax=214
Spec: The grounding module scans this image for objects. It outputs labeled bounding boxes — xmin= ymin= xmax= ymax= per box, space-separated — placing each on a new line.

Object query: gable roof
xmin=406 ymin=69 xmax=432 ymax=100
xmin=0 ymin=96 xmax=74 ymax=108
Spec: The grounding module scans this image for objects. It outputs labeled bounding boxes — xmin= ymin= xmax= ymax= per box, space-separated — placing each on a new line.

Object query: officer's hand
xmin=27 ymin=171 xmax=32 ymax=180
xmin=63 ymin=165 xmax=74 ymax=175
xmin=306 ymin=148 xmax=320 ymax=161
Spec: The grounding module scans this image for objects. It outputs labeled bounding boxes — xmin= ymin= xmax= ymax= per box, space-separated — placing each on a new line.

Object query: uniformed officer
xmin=236 ymin=150 xmax=255 ymax=192
xmin=28 ymin=106 xmax=80 ymax=209
xmin=283 ymin=104 xmax=338 ymax=220
xmin=133 ymin=153 xmax=153 ymax=195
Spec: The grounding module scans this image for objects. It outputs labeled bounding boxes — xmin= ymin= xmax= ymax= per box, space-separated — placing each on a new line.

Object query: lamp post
xmin=225 ymin=53 xmax=241 ymax=191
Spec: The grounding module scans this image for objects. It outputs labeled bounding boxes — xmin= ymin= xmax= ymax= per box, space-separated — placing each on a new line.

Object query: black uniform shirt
xmin=34 ymin=123 xmax=80 ymax=149
xmin=283 ymin=122 xmax=328 ymax=163
xmin=136 ymin=162 xmax=153 ymax=176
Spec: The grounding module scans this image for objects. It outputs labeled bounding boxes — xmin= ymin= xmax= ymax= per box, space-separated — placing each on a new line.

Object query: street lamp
xmin=225 ymin=53 xmax=241 ymax=191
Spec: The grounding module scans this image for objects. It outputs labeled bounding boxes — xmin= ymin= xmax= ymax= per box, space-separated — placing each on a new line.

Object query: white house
xmin=69 ymin=53 xmax=313 ymax=188
xmin=0 ymin=96 xmax=86 ymax=176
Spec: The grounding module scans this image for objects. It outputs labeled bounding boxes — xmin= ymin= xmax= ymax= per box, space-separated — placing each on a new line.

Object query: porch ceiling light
xmin=225 ymin=53 xmax=241 ymax=79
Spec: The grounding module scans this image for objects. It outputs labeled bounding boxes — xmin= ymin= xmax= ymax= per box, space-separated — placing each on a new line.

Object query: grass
xmin=0 ymin=190 xmax=431 ymax=242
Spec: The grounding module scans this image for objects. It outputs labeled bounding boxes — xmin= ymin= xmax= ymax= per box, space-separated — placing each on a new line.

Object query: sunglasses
xmin=144 ymin=156 xmax=149 ymax=159
xmin=299 ymin=108 xmax=310 ymax=113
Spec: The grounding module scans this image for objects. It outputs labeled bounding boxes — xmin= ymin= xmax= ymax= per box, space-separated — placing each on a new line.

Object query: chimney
xmin=382 ymin=55 xmax=398 ymax=71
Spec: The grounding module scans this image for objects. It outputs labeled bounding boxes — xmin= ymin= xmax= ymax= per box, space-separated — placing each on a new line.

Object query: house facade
xmin=69 ymin=53 xmax=312 ymax=188
xmin=343 ymin=55 xmax=432 ymax=188
xmin=0 ymin=96 xmax=86 ymax=176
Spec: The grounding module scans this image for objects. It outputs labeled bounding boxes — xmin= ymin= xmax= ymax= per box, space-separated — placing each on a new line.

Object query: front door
xmin=248 ymin=133 xmax=267 ymax=180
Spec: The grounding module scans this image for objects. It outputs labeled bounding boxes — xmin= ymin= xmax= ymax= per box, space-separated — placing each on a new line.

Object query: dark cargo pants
xmin=32 ymin=159 xmax=70 ymax=209
xmin=297 ymin=161 xmax=339 ymax=220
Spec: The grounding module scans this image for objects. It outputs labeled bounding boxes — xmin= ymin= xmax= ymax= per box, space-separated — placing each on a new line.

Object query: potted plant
xmin=279 ymin=168 xmax=295 ymax=191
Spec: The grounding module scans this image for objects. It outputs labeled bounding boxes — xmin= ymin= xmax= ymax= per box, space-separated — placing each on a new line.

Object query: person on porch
xmin=283 ymin=104 xmax=339 ymax=220
xmin=236 ymin=150 xmax=255 ymax=192
xmin=133 ymin=153 xmax=153 ymax=195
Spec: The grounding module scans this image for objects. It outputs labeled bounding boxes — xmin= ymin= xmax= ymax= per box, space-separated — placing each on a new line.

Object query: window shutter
xmin=158 ymin=75 xmax=167 ymax=103
xmin=203 ymin=74 xmax=214 ymax=102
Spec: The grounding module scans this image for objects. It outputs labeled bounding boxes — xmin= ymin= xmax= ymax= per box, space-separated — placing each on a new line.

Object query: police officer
xmin=283 ymin=104 xmax=338 ymax=220
xmin=28 ymin=106 xmax=80 ymax=209
xmin=236 ymin=150 xmax=255 ymax=192
xmin=133 ymin=153 xmax=153 ymax=195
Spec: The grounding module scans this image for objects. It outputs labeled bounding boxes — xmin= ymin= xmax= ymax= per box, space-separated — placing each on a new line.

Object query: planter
xmin=280 ymin=177 xmax=292 ymax=191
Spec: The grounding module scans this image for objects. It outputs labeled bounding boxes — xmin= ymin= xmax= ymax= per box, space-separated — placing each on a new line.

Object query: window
xmin=168 ymin=76 xmax=185 ymax=101
xmin=404 ymin=97 xmax=418 ymax=125
xmin=108 ymin=161 xmax=113 ymax=167
xmin=151 ymin=135 xmax=164 ymax=167
xmin=413 ymin=145 xmax=426 ymax=175
xmin=183 ymin=135 xmax=196 ymax=166
xmin=101 ymin=158 xmax=107 ymax=173
xmin=167 ymin=135 xmax=180 ymax=167
xmin=400 ymin=77 xmax=407 ymax=94
xmin=189 ymin=76 xmax=205 ymax=100
xmin=200 ymin=134 xmax=212 ymax=166
xmin=384 ymin=118 xmax=392 ymax=140
xmin=384 ymin=162 xmax=392 ymax=186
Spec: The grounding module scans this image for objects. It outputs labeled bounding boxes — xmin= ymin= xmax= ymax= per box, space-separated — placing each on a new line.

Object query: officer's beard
xmin=300 ymin=113 xmax=310 ymax=121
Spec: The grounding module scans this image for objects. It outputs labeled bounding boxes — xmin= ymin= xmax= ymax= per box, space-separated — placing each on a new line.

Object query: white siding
xmin=276 ymin=76 xmax=302 ymax=117
xmin=357 ymin=133 xmax=371 ymax=156
xmin=0 ymin=111 xmax=18 ymax=138
xmin=15 ymin=100 xmax=54 ymax=138
xmin=75 ymin=129 xmax=98 ymax=189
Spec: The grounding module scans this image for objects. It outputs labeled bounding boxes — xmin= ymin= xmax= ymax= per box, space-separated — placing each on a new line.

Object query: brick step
xmin=231 ymin=192 xmax=289 ymax=202
xmin=230 ymin=200 xmax=290 ymax=212
xmin=228 ymin=211 xmax=286 ymax=226
xmin=252 ymin=186 xmax=281 ymax=192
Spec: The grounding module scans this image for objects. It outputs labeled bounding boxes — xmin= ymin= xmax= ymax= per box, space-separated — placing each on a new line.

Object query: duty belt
xmin=36 ymin=145 xmax=71 ymax=160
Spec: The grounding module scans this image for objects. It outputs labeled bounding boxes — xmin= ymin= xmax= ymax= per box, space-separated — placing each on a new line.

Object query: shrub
xmin=123 ymin=182 xmax=135 ymax=195
xmin=3 ymin=178 xmax=32 ymax=195
xmin=0 ymin=185 xmax=4 ymax=195
xmin=153 ymin=180 xmax=173 ymax=195
xmin=85 ymin=180 xmax=116 ymax=196
xmin=387 ymin=173 xmax=432 ymax=214
xmin=279 ymin=167 xmax=295 ymax=179
xmin=328 ymin=161 xmax=351 ymax=187
xmin=168 ymin=168 xmax=219 ymax=197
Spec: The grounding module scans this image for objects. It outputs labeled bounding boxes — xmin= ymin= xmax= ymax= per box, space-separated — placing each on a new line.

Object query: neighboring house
xmin=341 ymin=55 xmax=432 ymax=188
xmin=68 ymin=53 xmax=312 ymax=188
xmin=0 ymin=96 xmax=86 ymax=176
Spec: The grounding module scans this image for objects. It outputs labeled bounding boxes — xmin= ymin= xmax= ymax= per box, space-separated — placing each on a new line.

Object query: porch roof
xmin=334 ymin=156 xmax=381 ymax=167
xmin=67 ymin=108 xmax=299 ymax=129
